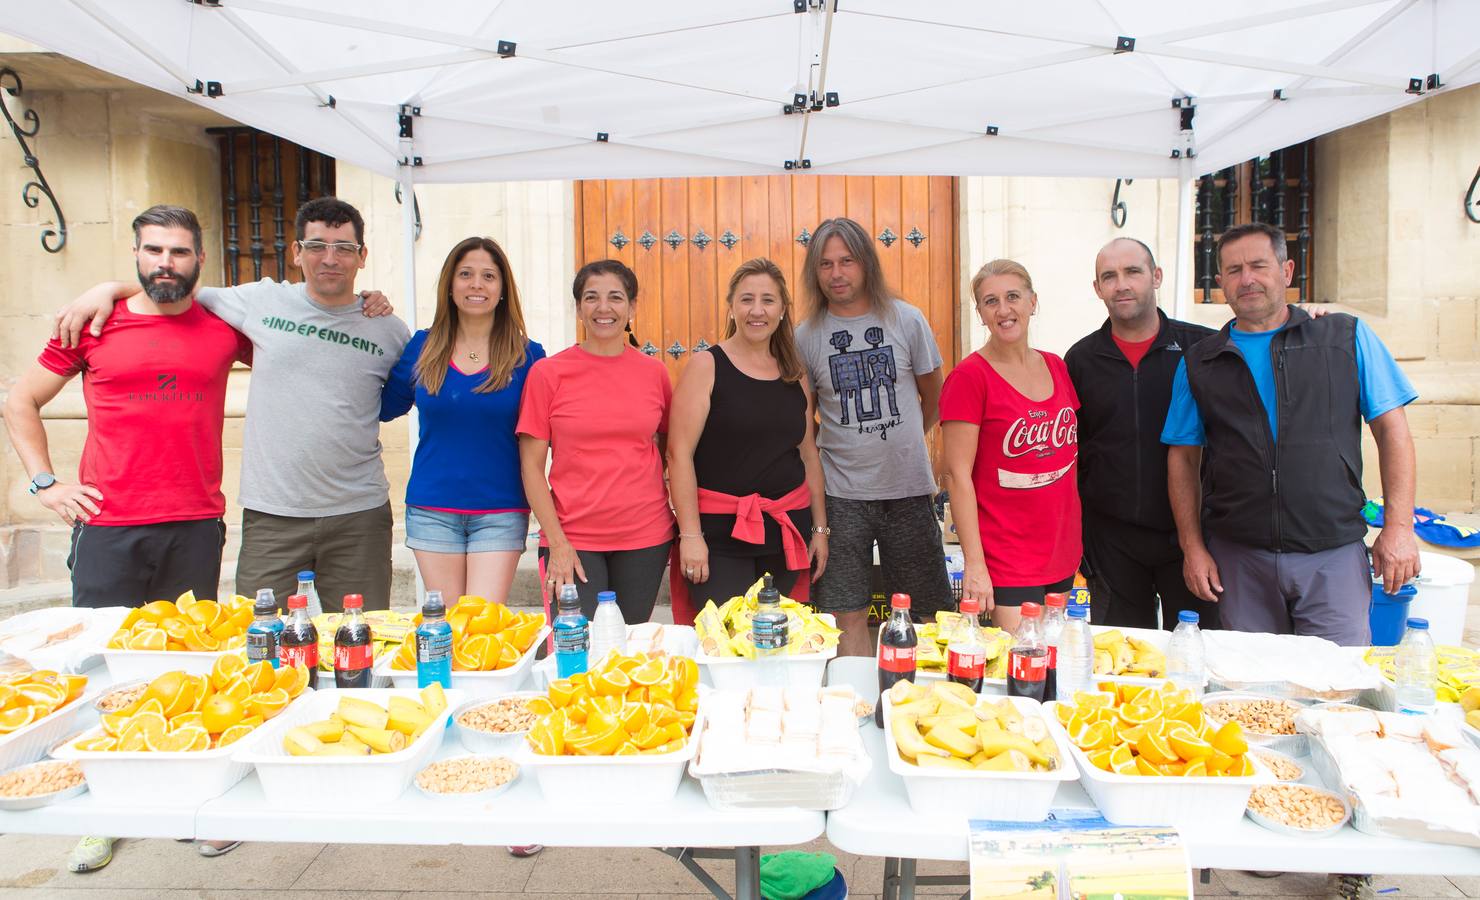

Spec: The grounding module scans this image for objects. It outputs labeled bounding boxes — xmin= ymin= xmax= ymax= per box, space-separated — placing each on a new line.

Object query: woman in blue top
xmin=382 ymin=236 xmax=546 ymax=603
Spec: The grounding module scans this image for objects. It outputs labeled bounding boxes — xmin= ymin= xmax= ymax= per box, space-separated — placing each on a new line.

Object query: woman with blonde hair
xmin=667 ymin=258 xmax=828 ymax=616
xmin=940 ymin=259 xmax=1081 ymax=631
xmin=381 ymin=236 xmax=544 ymax=603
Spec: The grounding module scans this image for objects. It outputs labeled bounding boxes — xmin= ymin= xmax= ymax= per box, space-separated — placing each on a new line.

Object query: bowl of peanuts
xmin=1202 ymin=692 xmax=1308 ymax=756
xmin=93 ymin=679 xmax=148 ymax=714
xmin=1246 ymin=783 xmax=1351 ymax=838
xmin=0 ymin=759 xmax=87 ymax=810
xmin=414 ymin=754 xmax=520 ymax=800
xmin=1249 ymin=748 xmax=1305 ymax=783
xmin=452 ymin=692 xmax=543 ymax=755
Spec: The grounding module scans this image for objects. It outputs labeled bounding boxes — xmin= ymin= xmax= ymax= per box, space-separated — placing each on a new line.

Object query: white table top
xmin=822 ymin=656 xmax=1480 ymax=875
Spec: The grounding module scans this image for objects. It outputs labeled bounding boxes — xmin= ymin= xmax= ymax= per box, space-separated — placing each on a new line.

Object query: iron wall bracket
xmin=0 ymin=68 xmax=66 ymax=253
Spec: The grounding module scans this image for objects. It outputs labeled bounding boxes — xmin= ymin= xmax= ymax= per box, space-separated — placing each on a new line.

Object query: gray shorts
xmin=813 ymin=494 xmax=952 ymax=617
xmin=1205 ymin=533 xmax=1371 ymax=646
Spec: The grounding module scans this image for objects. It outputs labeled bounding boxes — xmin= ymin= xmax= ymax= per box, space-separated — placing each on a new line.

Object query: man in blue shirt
xmin=1162 ymin=223 xmax=1419 ymax=644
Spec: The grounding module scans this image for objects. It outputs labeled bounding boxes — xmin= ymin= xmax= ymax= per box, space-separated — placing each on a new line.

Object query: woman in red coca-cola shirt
xmin=940 ymin=259 xmax=1081 ymax=631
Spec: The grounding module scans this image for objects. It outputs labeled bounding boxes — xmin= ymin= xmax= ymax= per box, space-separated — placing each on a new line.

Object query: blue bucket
xmin=1369 ymin=582 xmax=1417 ymax=646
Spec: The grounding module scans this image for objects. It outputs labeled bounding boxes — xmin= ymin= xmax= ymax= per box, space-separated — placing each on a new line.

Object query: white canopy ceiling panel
xmin=3 ymin=0 xmax=1476 ymax=182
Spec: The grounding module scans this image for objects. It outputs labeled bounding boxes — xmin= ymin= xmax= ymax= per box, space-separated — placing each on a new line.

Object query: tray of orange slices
xmin=521 ymin=650 xmax=703 ymax=805
xmin=377 ymin=597 xmax=547 ymax=696
xmin=102 ymin=592 xmax=258 ymax=682
xmin=0 ymin=670 xmax=91 ymax=771
xmin=1046 ymin=682 xmax=1273 ymax=829
xmin=50 ymin=656 xmax=312 ymax=806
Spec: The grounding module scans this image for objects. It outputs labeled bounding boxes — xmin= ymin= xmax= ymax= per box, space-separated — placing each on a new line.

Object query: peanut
xmin=456 ymin=697 xmax=539 ymax=734
xmin=1252 ymin=750 xmax=1303 ymax=782
xmin=1248 ymin=784 xmax=1347 ymax=831
xmin=1205 ymin=698 xmax=1300 ymax=735
xmin=95 ymin=683 xmax=147 ymax=713
xmin=0 ymin=761 xmax=84 ymax=798
xmin=416 ymin=756 xmax=518 ymax=794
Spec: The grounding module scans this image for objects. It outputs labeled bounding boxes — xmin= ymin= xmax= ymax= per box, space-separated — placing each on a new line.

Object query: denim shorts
xmin=404 ymin=507 xmax=530 ymax=554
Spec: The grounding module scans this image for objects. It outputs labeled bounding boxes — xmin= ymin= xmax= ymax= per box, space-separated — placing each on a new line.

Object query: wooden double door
xmin=573 ymin=175 xmax=961 ymax=381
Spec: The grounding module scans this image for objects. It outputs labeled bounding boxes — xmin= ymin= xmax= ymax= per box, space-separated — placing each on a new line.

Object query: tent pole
xmin=1172 ymin=159 xmax=1195 ymax=321
xmin=397 ymin=162 xmax=422 ymax=604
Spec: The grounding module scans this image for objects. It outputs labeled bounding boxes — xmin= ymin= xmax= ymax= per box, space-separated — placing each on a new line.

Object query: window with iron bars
xmin=207 ymin=127 xmax=336 ymax=287
xmin=1193 ymin=140 xmax=1315 ymax=304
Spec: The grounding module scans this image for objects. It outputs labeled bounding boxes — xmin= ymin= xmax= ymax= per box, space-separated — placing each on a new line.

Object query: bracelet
xmin=812 ymin=526 xmax=831 ymax=535
xmin=678 ymin=532 xmax=704 ymax=539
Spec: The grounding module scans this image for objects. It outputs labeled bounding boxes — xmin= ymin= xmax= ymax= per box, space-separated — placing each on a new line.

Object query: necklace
xmin=467 ymin=349 xmax=480 ymax=362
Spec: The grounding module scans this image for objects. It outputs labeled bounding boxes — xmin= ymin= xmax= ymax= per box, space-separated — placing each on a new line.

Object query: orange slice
xmin=1078 ymin=721 xmax=1115 ymax=752
xmin=171 ymin=712 xmax=206 ymax=731
xmin=1086 ymin=747 xmax=1115 ymax=771
xmin=74 ymin=734 xmax=118 ymax=752
xmin=547 ymin=679 xmax=578 ymax=709
xmin=525 ymin=696 xmax=556 ymax=717
xmin=1135 ymin=730 xmax=1177 ymax=765
xmin=137 ymin=600 xmax=180 ymax=624
xmin=630 ymin=658 xmax=665 ymax=687
xmin=246 ymin=687 xmax=291 ymax=721
xmin=210 ymin=654 xmax=247 ymax=690
xmin=149 ymin=724 xmax=210 ymax=752
xmin=201 ymin=695 xmax=246 ymax=733
xmin=100 ymin=711 xmax=132 ymax=738
xmin=1183 ymin=759 xmax=1208 ymax=777
xmin=671 ymin=657 xmax=699 ymax=694
xmin=1134 ymin=755 xmax=1165 ymax=777
xmin=592 ymin=669 xmax=631 ymax=697
xmin=274 ymin=664 xmax=310 ymax=699
xmin=127 ymin=628 xmax=169 ymax=651
xmin=1107 ymin=744 xmax=1138 ymax=775
xmin=241 ymin=661 xmax=276 ymax=694
xmin=1211 ymin=720 xmax=1248 ymax=756
xmin=1168 ymin=730 xmax=1214 ymax=761
xmin=0 ymin=705 xmax=37 ymax=733
xmin=217 ymin=723 xmax=256 ymax=747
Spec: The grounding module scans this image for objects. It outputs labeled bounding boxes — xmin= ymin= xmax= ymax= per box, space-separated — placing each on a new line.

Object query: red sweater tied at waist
xmin=696 ymin=482 xmax=812 ymax=571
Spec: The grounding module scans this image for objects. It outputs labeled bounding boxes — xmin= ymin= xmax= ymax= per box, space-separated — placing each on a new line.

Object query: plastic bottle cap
xmin=1044 ymin=592 xmax=1067 ymax=608
xmin=959 ymin=598 xmax=978 ymax=615
xmin=1020 ymin=602 xmax=1041 ymax=617
xmin=890 ymin=593 xmax=912 ymax=610
xmin=1178 ymin=610 xmax=1200 ymax=624
xmin=343 ymin=594 xmax=364 ymax=609
xmin=297 ymin=571 xmax=315 ymax=581
xmin=597 ymin=591 xmax=617 ymax=603
xmin=1067 ymin=606 xmax=1088 ymax=619
xmin=286 ymin=594 xmax=308 ymax=609
xmin=1406 ymin=617 xmax=1429 ymax=630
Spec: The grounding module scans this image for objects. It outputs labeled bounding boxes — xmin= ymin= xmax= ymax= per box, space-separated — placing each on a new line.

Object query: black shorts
xmin=992 ymin=575 xmax=1075 ymax=608
xmin=67 ymin=518 xmax=226 ymax=608
xmin=812 ymin=495 xmax=951 ymax=618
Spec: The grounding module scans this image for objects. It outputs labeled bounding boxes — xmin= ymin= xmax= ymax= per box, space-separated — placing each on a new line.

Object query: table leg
xmin=883 ymin=857 xmax=899 ymax=900
xmin=735 ymin=846 xmax=760 ymax=900
xmin=899 ymin=857 xmax=917 ymax=900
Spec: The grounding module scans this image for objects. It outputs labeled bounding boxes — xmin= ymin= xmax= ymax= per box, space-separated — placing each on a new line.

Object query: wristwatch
xmin=28 ymin=472 xmax=57 ymax=495
xmin=812 ymin=525 xmax=831 ymax=536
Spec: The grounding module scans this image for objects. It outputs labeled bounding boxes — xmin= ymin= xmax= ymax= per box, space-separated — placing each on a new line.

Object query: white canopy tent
xmin=7 ymin=0 xmax=1480 ymax=321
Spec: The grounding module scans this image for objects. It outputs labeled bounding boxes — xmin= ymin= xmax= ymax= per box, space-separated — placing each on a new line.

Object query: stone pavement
xmin=0 ymin=832 xmax=1475 ymax=899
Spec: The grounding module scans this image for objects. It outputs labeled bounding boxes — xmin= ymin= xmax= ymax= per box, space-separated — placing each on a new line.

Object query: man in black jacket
xmin=1067 ymin=238 xmax=1218 ymax=629
xmin=1163 ymin=223 xmax=1419 ymax=644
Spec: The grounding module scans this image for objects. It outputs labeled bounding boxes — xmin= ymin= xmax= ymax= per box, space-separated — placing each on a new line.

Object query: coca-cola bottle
xmin=1007 ymin=601 xmax=1049 ymax=701
xmin=946 ymin=596 xmax=987 ymax=693
xmin=278 ymin=593 xmax=319 ymax=691
xmin=1041 ymin=592 xmax=1068 ymax=702
xmin=333 ymin=594 xmax=374 ymax=688
xmin=876 ymin=593 xmax=918 ymax=727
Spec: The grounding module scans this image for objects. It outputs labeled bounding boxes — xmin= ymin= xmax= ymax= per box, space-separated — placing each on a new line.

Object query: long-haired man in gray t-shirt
xmin=55 ymin=197 xmax=409 ymax=612
xmin=794 ymin=217 xmax=952 ymax=656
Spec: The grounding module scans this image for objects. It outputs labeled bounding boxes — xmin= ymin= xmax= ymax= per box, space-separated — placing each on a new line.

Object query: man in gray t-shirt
xmin=796 ymin=217 xmax=952 ymax=656
xmin=58 ymin=198 xmax=409 ymax=611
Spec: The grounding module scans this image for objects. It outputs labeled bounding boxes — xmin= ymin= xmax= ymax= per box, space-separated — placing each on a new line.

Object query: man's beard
xmin=139 ymin=266 xmax=200 ymax=303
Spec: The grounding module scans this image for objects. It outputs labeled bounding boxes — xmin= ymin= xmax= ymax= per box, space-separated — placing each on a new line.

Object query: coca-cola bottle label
xmin=1047 ymin=645 xmax=1058 ymax=668
xmin=280 ymin=643 xmax=318 ymax=670
xmin=879 ymin=644 xmax=916 ymax=673
xmin=1010 ymin=651 xmax=1047 ymax=682
xmin=947 ymin=648 xmax=986 ymax=680
xmin=334 ymin=643 xmax=373 ymax=671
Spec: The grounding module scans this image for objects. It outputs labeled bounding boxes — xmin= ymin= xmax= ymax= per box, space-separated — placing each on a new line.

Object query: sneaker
xmin=67 ymin=836 xmax=115 ymax=873
xmin=508 ymin=845 xmax=544 ymax=857
xmin=1330 ymin=874 xmax=1374 ymax=900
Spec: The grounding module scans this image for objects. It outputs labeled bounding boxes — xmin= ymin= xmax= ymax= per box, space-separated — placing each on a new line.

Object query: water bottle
xmin=589 ymin=591 xmax=628 ymax=668
xmin=415 ymin=590 xmax=453 ymax=689
xmin=1395 ymin=617 xmax=1438 ymax=715
xmin=752 ymin=574 xmax=790 ymax=687
xmin=1166 ymin=610 xmax=1206 ymax=697
xmin=297 ymin=570 xmax=323 ymax=618
xmin=1055 ymin=606 xmax=1095 ymax=702
xmin=246 ymin=588 xmax=284 ymax=668
xmin=553 ymin=585 xmax=589 ymax=678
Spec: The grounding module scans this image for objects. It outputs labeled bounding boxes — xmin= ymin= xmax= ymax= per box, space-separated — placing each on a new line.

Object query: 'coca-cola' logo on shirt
xmin=1002 ymin=407 xmax=1078 ymax=459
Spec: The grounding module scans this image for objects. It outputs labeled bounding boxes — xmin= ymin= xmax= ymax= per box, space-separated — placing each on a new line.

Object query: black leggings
xmin=687 ymin=551 xmax=802 ymax=607
xmin=540 ymin=540 xmax=672 ymax=622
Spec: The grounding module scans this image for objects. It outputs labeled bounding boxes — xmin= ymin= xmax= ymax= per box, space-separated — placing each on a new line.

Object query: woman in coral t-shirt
xmin=939 ymin=259 xmax=1081 ymax=631
xmin=516 ymin=260 xmax=675 ymax=625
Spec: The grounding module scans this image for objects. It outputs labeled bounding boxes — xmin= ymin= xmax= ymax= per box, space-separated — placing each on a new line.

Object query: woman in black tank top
xmin=667 ymin=259 xmax=830 ymax=610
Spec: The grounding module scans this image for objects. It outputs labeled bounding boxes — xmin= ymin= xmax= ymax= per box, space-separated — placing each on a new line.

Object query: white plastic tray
xmin=374 ymin=626 xmax=549 ymax=696
xmin=102 ymin=648 xmax=228 ymax=682
xmin=0 ymin=691 xmax=93 ymax=772
xmin=1045 ymin=700 xmax=1270 ymax=830
xmin=698 ymin=615 xmax=837 ymax=692
xmin=521 ymin=710 xmax=704 ymax=806
xmin=233 ymin=687 xmax=462 ymax=809
xmin=883 ymin=693 xmax=1078 ymax=821
xmin=48 ymin=691 xmax=313 ymax=807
